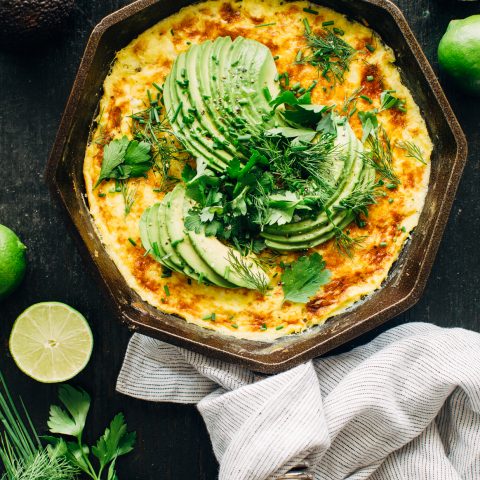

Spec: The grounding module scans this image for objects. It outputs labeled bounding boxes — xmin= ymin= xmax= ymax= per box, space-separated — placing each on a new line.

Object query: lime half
xmin=9 ymin=302 xmax=93 ymax=383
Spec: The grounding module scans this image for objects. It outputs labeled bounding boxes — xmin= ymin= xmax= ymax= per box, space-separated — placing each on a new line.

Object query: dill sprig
xmin=130 ymin=88 xmax=186 ymax=192
xmin=248 ymin=130 xmax=338 ymax=206
xmin=0 ymin=372 xmax=78 ymax=480
xmin=334 ymin=229 xmax=367 ymax=257
xmin=299 ymin=18 xmax=355 ymax=83
xmin=397 ymin=140 xmax=427 ymax=165
xmin=325 ymin=205 xmax=367 ymax=258
xmin=336 ymin=180 xmax=384 ymax=220
xmin=119 ymin=180 xmax=137 ymax=216
xmin=226 ymin=251 xmax=270 ymax=294
xmin=362 ymin=127 xmax=400 ymax=185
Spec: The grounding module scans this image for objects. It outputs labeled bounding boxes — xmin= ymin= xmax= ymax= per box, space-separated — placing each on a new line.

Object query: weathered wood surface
xmin=0 ymin=0 xmax=478 ymax=478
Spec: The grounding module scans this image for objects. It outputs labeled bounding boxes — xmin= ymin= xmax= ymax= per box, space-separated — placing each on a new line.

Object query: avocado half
xmin=0 ymin=0 xmax=75 ymax=48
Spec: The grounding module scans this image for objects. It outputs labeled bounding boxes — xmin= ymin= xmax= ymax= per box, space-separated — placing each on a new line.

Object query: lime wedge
xmin=9 ymin=302 xmax=93 ymax=383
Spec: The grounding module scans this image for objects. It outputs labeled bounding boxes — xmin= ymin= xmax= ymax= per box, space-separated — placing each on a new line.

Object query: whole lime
xmin=438 ymin=15 xmax=480 ymax=96
xmin=0 ymin=225 xmax=27 ymax=301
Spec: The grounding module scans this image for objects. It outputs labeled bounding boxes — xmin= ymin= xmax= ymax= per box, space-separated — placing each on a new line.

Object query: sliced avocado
xmin=168 ymin=47 xmax=230 ymax=171
xmin=157 ymin=192 xmax=191 ymax=274
xmin=262 ymin=124 xmax=376 ymax=250
xmin=164 ymin=36 xmax=288 ymax=171
xmin=148 ymin=202 xmax=183 ymax=273
xmin=166 ymin=186 xmax=236 ymax=288
xmin=263 ymin=124 xmax=365 ymax=238
xmin=139 ymin=206 xmax=153 ymax=255
xmin=188 ymin=228 xmax=269 ymax=289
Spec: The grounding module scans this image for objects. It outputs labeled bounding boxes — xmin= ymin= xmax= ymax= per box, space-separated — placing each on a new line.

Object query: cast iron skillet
xmin=46 ymin=0 xmax=468 ymax=373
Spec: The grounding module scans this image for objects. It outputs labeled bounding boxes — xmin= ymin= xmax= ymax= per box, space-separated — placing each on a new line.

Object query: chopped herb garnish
xmin=276 ymin=325 xmax=284 ymax=330
xmin=366 ymin=44 xmax=375 ymax=53
xmin=231 ymin=323 xmax=239 ymax=329
xmin=322 ymin=20 xmax=335 ymax=26
xmin=298 ymin=18 xmax=355 ymax=83
xmin=164 ymin=284 xmax=170 ymax=296
xmin=379 ymin=241 xmax=387 ymax=247
xmin=303 ymin=7 xmax=319 ymax=14
xmin=379 ymin=90 xmax=406 ymax=112
xmin=360 ymin=94 xmax=373 ymax=104
xmin=128 ymin=237 xmax=137 ymax=247
xmin=333 ymin=27 xmax=344 ymax=36
xmin=98 ymin=192 xmax=106 ymax=197
xmin=366 ymin=75 xmax=374 ymax=82
xmin=255 ymin=22 xmax=277 ymax=28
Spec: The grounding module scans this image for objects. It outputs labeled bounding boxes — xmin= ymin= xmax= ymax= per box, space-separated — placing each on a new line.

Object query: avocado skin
xmin=0 ymin=0 xmax=75 ymax=47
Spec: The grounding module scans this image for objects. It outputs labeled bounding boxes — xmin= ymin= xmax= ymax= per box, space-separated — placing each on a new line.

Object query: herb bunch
xmin=182 ymin=93 xmax=341 ymax=254
xmin=46 ymin=385 xmax=136 ymax=480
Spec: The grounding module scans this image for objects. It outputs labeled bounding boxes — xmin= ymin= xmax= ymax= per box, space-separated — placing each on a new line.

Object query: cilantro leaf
xmin=95 ymin=136 xmax=129 ymax=187
xmin=281 ymin=253 xmax=331 ymax=303
xmin=226 ymin=158 xmax=242 ymax=179
xmin=47 ymin=385 xmax=91 ymax=438
xmin=92 ymin=413 xmax=136 ymax=469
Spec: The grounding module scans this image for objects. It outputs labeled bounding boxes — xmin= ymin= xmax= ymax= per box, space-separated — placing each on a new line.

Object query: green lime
xmin=0 ymin=225 xmax=27 ymax=301
xmin=438 ymin=15 xmax=480 ymax=96
xmin=9 ymin=302 xmax=93 ymax=383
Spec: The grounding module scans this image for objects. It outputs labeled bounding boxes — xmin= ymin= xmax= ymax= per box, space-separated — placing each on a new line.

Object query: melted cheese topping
xmin=83 ymin=0 xmax=432 ymax=341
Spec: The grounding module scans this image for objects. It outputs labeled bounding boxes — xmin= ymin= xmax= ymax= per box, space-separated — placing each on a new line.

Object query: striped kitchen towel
xmin=116 ymin=323 xmax=480 ymax=479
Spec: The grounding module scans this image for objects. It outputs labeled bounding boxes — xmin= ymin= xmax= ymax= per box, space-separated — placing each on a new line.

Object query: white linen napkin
xmin=116 ymin=323 xmax=480 ymax=479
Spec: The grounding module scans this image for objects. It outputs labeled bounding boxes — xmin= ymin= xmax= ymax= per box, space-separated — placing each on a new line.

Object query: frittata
xmin=83 ymin=0 xmax=431 ymax=341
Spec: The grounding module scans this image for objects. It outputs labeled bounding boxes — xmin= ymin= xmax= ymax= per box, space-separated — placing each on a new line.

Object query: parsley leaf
xmin=92 ymin=413 xmax=136 ymax=470
xmin=124 ymin=139 xmax=150 ymax=164
xmin=266 ymin=126 xmax=317 ymax=143
xmin=94 ymin=136 xmax=152 ymax=188
xmin=94 ymin=136 xmax=129 ymax=187
xmin=47 ymin=385 xmax=90 ymax=437
xmin=184 ymin=212 xmax=203 ymax=233
xmin=281 ymin=253 xmax=331 ymax=303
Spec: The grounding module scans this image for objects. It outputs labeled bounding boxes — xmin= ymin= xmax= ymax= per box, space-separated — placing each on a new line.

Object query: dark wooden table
xmin=0 ymin=1 xmax=479 ymax=478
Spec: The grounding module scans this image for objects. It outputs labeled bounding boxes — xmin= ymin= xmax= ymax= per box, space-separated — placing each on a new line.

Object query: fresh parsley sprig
xmin=281 ymin=253 xmax=331 ymax=303
xmin=46 ymin=385 xmax=136 ymax=480
xmin=94 ymin=136 xmax=152 ymax=188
